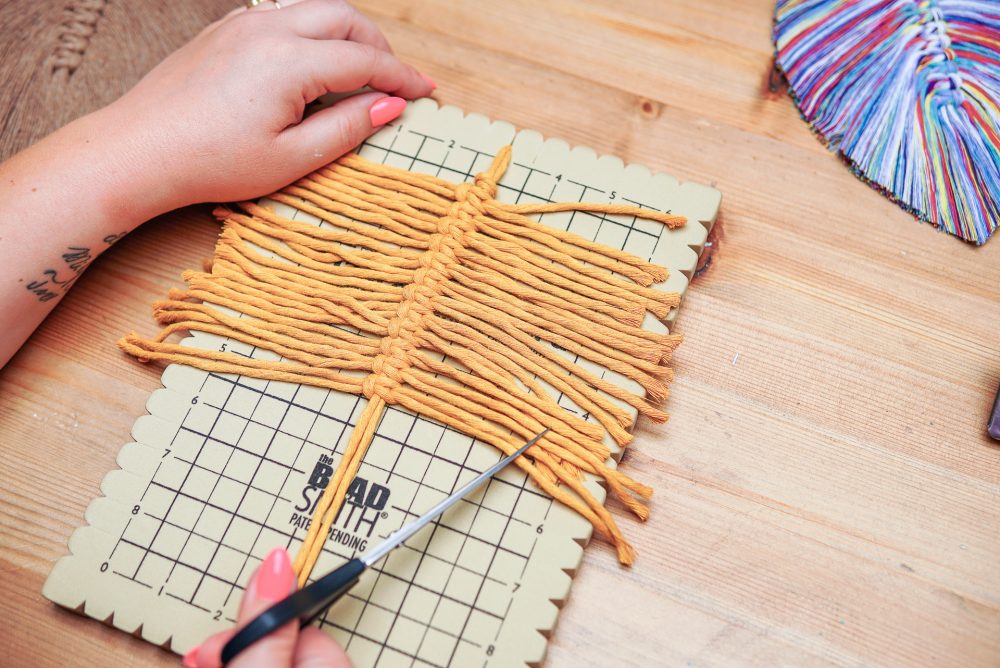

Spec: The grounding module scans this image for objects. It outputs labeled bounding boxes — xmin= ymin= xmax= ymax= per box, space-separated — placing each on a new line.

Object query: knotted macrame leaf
xmin=120 ymin=146 xmax=687 ymax=583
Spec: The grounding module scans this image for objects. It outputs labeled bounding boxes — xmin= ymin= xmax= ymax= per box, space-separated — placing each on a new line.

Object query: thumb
xmin=276 ymin=92 xmax=406 ymax=171
xmin=293 ymin=627 xmax=353 ymax=668
xmin=185 ymin=547 xmax=298 ymax=668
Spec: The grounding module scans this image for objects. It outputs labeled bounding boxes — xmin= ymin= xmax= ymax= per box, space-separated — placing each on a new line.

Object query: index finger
xmin=184 ymin=548 xmax=299 ymax=668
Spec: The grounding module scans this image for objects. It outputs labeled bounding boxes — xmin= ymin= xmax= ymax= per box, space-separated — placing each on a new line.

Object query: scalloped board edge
xmin=43 ymin=98 xmax=721 ymax=667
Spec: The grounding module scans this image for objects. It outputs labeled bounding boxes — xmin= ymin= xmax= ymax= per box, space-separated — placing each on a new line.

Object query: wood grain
xmin=1 ymin=1 xmax=998 ymax=666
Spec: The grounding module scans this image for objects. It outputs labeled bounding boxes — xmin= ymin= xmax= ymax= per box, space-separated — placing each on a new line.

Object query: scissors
xmin=221 ymin=429 xmax=549 ymax=664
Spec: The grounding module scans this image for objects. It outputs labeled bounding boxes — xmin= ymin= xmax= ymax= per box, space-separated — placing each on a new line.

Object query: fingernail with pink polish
xmin=181 ymin=645 xmax=200 ymax=668
xmin=420 ymin=73 xmax=437 ymax=90
xmin=370 ymin=97 xmax=407 ymax=127
xmin=256 ymin=547 xmax=295 ymax=603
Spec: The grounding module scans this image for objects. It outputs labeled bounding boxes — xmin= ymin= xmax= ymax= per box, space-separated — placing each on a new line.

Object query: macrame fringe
xmin=120 ymin=146 xmax=686 ymax=584
xmin=774 ymin=0 xmax=1000 ymax=244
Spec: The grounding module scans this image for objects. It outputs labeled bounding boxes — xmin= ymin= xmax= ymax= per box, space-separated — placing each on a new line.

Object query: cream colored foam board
xmin=44 ymin=99 xmax=721 ymax=667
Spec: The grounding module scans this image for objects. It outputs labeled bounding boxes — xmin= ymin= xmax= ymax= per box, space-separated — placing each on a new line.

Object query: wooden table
xmin=2 ymin=1 xmax=998 ymax=666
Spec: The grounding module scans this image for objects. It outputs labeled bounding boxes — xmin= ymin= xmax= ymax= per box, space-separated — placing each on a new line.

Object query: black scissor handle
xmin=221 ymin=557 xmax=366 ymax=665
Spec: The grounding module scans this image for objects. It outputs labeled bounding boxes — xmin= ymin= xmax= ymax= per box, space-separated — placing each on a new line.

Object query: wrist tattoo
xmin=24 ymin=231 xmax=127 ymax=302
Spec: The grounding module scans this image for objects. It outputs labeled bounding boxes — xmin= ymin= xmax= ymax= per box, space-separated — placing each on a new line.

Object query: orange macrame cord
xmin=119 ymin=145 xmax=686 ymax=586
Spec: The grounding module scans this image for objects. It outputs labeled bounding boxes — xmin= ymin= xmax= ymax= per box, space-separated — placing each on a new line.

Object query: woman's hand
xmin=183 ymin=547 xmax=351 ymax=668
xmin=0 ymin=0 xmax=432 ymax=368
xmin=109 ymin=0 xmax=434 ymax=213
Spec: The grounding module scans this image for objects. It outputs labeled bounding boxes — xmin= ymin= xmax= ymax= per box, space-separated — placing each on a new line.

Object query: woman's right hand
xmin=183 ymin=548 xmax=352 ymax=668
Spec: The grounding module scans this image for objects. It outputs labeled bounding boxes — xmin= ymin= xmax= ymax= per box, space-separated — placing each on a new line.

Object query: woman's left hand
xmin=0 ymin=0 xmax=433 ymax=368
xmin=105 ymin=0 xmax=434 ymax=214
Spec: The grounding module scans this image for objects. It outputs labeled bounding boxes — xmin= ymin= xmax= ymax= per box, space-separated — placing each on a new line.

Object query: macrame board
xmin=43 ymin=99 xmax=720 ymax=667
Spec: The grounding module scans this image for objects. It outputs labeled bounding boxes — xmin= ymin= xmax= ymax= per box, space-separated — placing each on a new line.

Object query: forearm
xmin=0 ymin=107 xmax=162 ymax=368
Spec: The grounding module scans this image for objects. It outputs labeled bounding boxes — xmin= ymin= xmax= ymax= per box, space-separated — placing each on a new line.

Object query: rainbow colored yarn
xmin=774 ymin=0 xmax=1000 ymax=244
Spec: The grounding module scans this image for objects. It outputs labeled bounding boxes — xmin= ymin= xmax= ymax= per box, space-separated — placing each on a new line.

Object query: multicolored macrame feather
xmin=774 ymin=0 xmax=1000 ymax=244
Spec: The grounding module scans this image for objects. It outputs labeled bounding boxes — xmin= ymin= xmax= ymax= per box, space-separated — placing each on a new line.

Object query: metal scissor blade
xmin=361 ymin=428 xmax=548 ymax=567
xmin=221 ymin=428 xmax=549 ymax=665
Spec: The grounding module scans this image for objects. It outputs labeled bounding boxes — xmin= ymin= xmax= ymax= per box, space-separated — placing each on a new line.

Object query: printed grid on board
xmin=91 ymin=121 xmax=673 ymax=667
